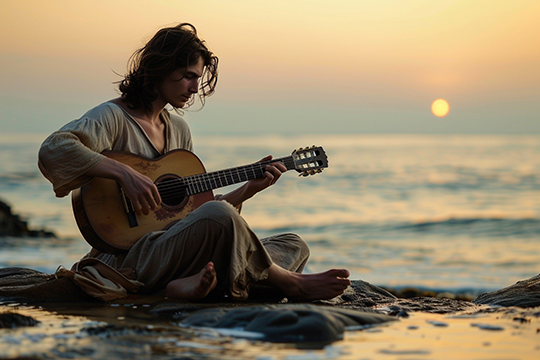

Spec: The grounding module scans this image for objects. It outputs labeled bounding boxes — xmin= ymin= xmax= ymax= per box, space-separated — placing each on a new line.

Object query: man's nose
xmin=189 ymin=79 xmax=199 ymax=93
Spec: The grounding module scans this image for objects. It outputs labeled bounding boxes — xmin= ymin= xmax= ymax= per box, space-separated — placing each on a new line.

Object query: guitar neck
xmin=183 ymin=155 xmax=294 ymax=195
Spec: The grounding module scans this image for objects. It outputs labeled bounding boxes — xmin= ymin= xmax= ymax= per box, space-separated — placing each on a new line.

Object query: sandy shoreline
xmin=1 ymin=283 xmax=539 ymax=360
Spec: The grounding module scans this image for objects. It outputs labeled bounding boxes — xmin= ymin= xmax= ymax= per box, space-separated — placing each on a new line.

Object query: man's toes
xmin=328 ymin=269 xmax=350 ymax=278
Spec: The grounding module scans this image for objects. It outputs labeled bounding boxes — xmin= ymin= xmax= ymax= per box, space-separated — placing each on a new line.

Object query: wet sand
xmin=343 ymin=310 xmax=539 ymax=360
xmin=1 ymin=296 xmax=539 ymax=360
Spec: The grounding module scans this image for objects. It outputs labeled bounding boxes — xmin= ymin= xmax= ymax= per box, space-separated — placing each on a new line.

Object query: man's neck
xmin=111 ymin=98 xmax=164 ymax=126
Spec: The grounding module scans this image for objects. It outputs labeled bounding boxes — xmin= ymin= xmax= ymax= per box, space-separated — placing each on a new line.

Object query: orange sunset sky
xmin=1 ymin=0 xmax=539 ymax=135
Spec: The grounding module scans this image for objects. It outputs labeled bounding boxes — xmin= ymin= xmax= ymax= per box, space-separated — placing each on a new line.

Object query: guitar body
xmin=72 ymin=145 xmax=328 ymax=253
xmin=72 ymin=150 xmax=214 ymax=253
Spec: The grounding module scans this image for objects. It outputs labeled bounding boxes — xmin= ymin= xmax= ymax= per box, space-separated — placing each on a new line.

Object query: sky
xmin=1 ymin=0 xmax=539 ymax=135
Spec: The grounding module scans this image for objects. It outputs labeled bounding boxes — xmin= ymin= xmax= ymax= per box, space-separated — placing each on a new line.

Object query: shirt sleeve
xmin=38 ymin=108 xmax=119 ymax=197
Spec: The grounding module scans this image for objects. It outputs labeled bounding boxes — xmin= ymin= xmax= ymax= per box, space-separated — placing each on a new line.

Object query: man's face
xmin=158 ymin=57 xmax=204 ymax=108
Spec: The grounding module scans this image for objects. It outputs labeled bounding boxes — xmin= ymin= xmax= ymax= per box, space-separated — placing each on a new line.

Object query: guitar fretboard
xmin=183 ymin=156 xmax=295 ymax=195
xmin=154 ymin=156 xmax=296 ymax=200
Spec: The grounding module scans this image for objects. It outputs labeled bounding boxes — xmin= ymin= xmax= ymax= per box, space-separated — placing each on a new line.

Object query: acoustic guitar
xmin=72 ymin=146 xmax=328 ymax=253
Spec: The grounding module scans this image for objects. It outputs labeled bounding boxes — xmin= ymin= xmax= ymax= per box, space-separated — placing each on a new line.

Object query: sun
xmin=431 ymin=99 xmax=450 ymax=118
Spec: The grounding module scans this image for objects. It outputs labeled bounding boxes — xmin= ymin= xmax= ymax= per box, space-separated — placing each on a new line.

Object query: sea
xmin=1 ymin=133 xmax=539 ymax=296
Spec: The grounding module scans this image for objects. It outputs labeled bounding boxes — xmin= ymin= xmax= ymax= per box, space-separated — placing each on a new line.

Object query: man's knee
xmin=272 ymin=233 xmax=310 ymax=260
xmin=288 ymin=233 xmax=310 ymax=259
xmin=196 ymin=200 xmax=242 ymax=225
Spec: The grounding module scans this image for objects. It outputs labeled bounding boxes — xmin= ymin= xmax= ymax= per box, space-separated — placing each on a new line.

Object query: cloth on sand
xmin=64 ymin=258 xmax=143 ymax=302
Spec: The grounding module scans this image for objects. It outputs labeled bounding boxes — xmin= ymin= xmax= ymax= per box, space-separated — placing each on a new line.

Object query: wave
xmin=392 ymin=217 xmax=540 ymax=236
xmin=258 ymin=217 xmax=540 ymax=238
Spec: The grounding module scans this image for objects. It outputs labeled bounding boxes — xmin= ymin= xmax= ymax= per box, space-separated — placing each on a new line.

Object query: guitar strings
xmin=154 ymin=157 xmax=296 ymax=199
xmin=153 ymin=149 xmax=325 ymax=205
xmin=157 ymin=158 xmax=293 ymax=197
xmin=155 ymin=150 xmax=327 ymax=199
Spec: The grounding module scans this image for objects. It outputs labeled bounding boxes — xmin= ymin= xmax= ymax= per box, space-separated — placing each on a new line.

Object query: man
xmin=39 ymin=23 xmax=350 ymax=301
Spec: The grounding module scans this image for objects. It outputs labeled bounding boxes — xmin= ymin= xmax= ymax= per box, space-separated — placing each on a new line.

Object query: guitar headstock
xmin=291 ymin=146 xmax=328 ymax=176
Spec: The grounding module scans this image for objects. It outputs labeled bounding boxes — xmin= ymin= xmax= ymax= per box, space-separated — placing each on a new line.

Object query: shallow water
xmin=1 ymin=133 xmax=539 ymax=294
xmin=1 ymin=301 xmax=539 ymax=360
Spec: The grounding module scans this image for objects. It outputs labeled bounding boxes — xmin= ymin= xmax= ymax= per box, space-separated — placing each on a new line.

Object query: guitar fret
xmin=187 ymin=179 xmax=195 ymax=196
xmin=193 ymin=176 xmax=201 ymax=193
xmin=234 ymin=168 xmax=241 ymax=183
xmin=253 ymin=164 xmax=264 ymax=179
xmin=197 ymin=174 xmax=205 ymax=192
xmin=209 ymin=173 xmax=217 ymax=189
xmin=222 ymin=171 xmax=231 ymax=186
xmin=199 ymin=175 xmax=206 ymax=192
xmin=218 ymin=170 xmax=225 ymax=187
xmin=200 ymin=174 xmax=207 ymax=192
xmin=189 ymin=176 xmax=195 ymax=194
xmin=202 ymin=175 xmax=208 ymax=191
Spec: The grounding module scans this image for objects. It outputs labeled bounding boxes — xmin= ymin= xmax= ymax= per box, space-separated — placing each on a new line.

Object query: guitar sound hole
xmin=156 ymin=175 xmax=187 ymax=207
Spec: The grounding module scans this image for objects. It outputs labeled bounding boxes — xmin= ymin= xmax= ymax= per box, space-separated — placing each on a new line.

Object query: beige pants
xmin=93 ymin=201 xmax=310 ymax=300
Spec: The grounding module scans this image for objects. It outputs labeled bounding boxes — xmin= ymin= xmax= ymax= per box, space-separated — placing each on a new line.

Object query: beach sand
xmin=1 ymin=293 xmax=539 ymax=360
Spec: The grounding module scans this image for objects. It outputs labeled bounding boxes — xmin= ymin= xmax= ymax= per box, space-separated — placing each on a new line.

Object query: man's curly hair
xmin=118 ymin=23 xmax=218 ymax=114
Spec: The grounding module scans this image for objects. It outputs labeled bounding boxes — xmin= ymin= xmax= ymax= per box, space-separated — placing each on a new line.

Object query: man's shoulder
xmin=71 ymin=101 xmax=131 ymax=132
xmin=83 ymin=101 xmax=124 ymax=120
xmin=164 ymin=109 xmax=190 ymax=130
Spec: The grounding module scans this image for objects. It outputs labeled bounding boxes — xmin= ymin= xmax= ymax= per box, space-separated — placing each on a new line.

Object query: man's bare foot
xmin=165 ymin=262 xmax=217 ymax=300
xmin=266 ymin=264 xmax=351 ymax=301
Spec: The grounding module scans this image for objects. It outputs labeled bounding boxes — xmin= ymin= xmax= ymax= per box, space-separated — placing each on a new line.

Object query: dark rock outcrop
xmin=154 ymin=304 xmax=395 ymax=344
xmin=340 ymin=279 xmax=397 ymax=307
xmin=0 ymin=199 xmax=55 ymax=238
xmin=473 ymin=273 xmax=540 ymax=308
xmin=330 ymin=280 xmax=478 ymax=314
xmin=0 ymin=312 xmax=40 ymax=329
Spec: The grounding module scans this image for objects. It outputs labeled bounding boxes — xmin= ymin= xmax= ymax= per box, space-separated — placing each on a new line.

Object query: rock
xmin=0 ymin=199 xmax=55 ymax=238
xmin=473 ymin=273 xmax=540 ymax=308
xmin=325 ymin=280 xmax=478 ymax=314
xmin=378 ymin=296 xmax=479 ymax=314
xmin=0 ymin=312 xmax=39 ymax=328
xmin=319 ymin=279 xmax=397 ymax=308
xmin=154 ymin=304 xmax=395 ymax=344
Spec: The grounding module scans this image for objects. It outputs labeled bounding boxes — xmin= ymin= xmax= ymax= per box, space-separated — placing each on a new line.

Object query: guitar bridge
xmin=119 ymin=186 xmax=139 ymax=228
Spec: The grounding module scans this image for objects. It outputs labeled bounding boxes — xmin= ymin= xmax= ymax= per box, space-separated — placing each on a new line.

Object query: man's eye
xmin=172 ymin=74 xmax=198 ymax=81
